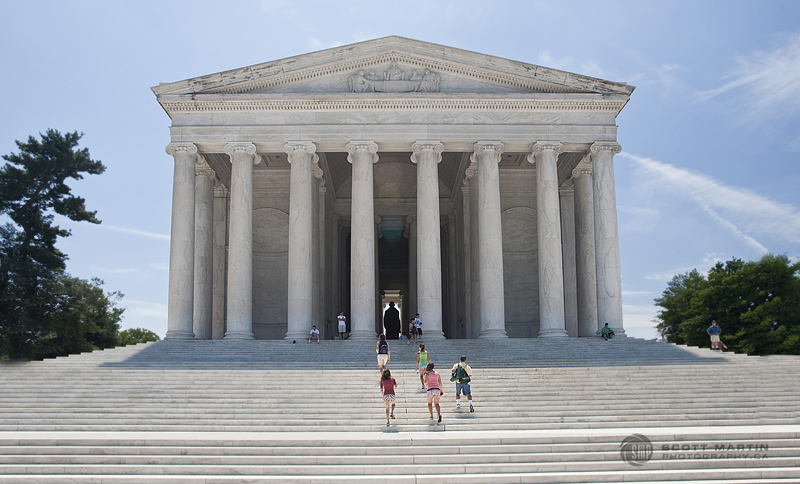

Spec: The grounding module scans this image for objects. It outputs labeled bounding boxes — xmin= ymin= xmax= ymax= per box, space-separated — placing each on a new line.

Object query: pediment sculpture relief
xmin=348 ymin=62 xmax=440 ymax=93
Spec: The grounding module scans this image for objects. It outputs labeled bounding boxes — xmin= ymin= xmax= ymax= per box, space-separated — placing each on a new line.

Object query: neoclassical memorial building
xmin=153 ymin=37 xmax=633 ymax=341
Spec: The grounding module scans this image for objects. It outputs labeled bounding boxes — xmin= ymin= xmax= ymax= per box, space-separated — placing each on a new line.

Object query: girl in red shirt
xmin=380 ymin=369 xmax=397 ymax=427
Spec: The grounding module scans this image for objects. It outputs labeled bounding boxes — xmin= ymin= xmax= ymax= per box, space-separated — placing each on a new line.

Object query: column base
xmin=537 ymin=329 xmax=569 ymax=338
xmin=420 ymin=330 xmax=445 ymax=340
xmin=284 ymin=332 xmax=309 ymax=341
xmin=224 ymin=332 xmax=255 ymax=340
xmin=348 ymin=330 xmax=377 ymax=341
xmin=478 ymin=329 xmax=508 ymax=339
xmin=165 ymin=331 xmax=195 ymax=340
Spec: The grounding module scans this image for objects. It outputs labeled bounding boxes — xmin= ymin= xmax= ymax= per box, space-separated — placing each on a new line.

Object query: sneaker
xmin=438 ymin=415 xmax=442 ymax=423
xmin=429 ymin=416 xmax=434 ymax=421
xmin=470 ymin=406 xmax=474 ymax=413
xmin=456 ymin=404 xmax=460 ymax=408
xmin=386 ymin=422 xmax=390 ymax=427
xmin=390 ymin=414 xmax=395 ymax=419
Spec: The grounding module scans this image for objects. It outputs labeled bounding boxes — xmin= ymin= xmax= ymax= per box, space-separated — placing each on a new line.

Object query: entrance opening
xmin=378 ymin=219 xmax=409 ymax=339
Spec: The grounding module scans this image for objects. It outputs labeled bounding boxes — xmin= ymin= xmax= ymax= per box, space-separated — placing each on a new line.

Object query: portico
xmin=155 ymin=36 xmax=633 ymax=341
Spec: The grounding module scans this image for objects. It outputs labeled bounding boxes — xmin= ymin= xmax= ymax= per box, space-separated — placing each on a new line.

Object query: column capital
xmin=410 ymin=141 xmax=444 ymax=164
xmin=223 ymin=142 xmax=257 ymax=156
xmin=346 ymin=141 xmax=379 ymax=164
xmin=213 ymin=181 xmax=228 ymax=197
xmin=165 ymin=142 xmax=198 ymax=156
xmin=590 ymin=142 xmax=622 ymax=155
xmin=195 ymin=157 xmax=216 ymax=180
xmin=572 ymin=157 xmax=593 ymax=179
xmin=224 ymin=142 xmax=260 ymax=165
xmin=473 ymin=141 xmax=505 ymax=155
xmin=529 ymin=141 xmax=564 ymax=158
xmin=284 ymin=141 xmax=317 ymax=155
xmin=470 ymin=141 xmax=504 ymax=168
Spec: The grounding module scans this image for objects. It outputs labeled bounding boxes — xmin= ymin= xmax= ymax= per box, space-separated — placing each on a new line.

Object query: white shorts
xmin=710 ymin=335 xmax=720 ymax=342
xmin=338 ymin=324 xmax=346 ymax=332
xmin=377 ymin=354 xmax=389 ymax=366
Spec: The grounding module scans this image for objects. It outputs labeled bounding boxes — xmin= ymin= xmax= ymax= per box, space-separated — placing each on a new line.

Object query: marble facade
xmin=155 ymin=37 xmax=633 ymax=340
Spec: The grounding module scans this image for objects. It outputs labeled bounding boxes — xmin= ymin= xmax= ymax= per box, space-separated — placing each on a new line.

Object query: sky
xmin=1 ymin=0 xmax=799 ymax=340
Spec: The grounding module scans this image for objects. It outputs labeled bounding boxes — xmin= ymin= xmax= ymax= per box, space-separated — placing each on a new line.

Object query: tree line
xmin=655 ymin=254 xmax=800 ymax=355
xmin=1 ymin=130 xmax=158 ymax=361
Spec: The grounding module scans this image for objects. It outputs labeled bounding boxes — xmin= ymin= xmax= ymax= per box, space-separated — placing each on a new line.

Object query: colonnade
xmin=164 ymin=139 xmax=624 ymax=341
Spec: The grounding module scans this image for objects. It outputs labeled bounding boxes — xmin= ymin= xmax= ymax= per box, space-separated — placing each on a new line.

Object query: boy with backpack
xmin=450 ymin=355 xmax=474 ymax=412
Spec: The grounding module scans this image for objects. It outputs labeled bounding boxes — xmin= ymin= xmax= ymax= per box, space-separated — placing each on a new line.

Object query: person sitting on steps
xmin=601 ymin=323 xmax=615 ymax=340
xmin=308 ymin=325 xmax=319 ymax=343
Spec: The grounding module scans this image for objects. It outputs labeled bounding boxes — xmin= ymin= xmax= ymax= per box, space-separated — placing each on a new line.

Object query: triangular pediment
xmin=152 ymin=36 xmax=634 ymax=97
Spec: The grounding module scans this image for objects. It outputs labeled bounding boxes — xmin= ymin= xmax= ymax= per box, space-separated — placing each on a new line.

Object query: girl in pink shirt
xmin=425 ymin=363 xmax=443 ymax=423
xmin=380 ymin=369 xmax=397 ymax=427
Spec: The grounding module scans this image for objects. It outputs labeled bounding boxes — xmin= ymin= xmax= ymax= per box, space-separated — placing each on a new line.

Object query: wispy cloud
xmin=98 ymin=225 xmax=170 ymax=241
xmin=148 ymin=263 xmax=169 ymax=272
xmin=123 ymin=299 xmax=168 ymax=322
xmin=697 ymin=33 xmax=800 ymax=121
xmin=621 ymin=152 xmax=800 ymax=248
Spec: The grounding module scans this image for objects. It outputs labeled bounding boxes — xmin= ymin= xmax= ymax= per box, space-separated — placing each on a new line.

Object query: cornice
xmin=159 ymin=97 xmax=627 ymax=115
xmin=200 ymin=51 xmax=585 ymax=96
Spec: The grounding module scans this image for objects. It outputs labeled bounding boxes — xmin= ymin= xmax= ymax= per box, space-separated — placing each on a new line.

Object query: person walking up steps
xmin=380 ymin=369 xmax=397 ymax=427
xmin=416 ymin=344 xmax=432 ymax=389
xmin=376 ymin=334 xmax=390 ymax=371
xmin=426 ymin=363 xmax=443 ymax=423
xmin=451 ymin=355 xmax=474 ymax=412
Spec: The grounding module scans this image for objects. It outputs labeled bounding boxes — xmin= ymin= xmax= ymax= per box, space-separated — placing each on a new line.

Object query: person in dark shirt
xmin=707 ymin=320 xmax=722 ymax=350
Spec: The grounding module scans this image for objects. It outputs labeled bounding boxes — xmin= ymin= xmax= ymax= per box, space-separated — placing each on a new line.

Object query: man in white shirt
xmin=308 ymin=325 xmax=319 ymax=343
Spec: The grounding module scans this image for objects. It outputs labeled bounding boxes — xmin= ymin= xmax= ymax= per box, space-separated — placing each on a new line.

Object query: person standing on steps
xmin=451 ymin=355 xmax=474 ymax=412
xmin=707 ymin=320 xmax=722 ymax=350
xmin=425 ymin=362 xmax=443 ymax=423
xmin=416 ymin=344 xmax=432 ymax=389
xmin=376 ymin=334 xmax=390 ymax=371
xmin=380 ymin=369 xmax=397 ymax=427
xmin=414 ymin=314 xmax=423 ymax=342
xmin=408 ymin=317 xmax=417 ymax=345
xmin=337 ymin=311 xmax=347 ymax=340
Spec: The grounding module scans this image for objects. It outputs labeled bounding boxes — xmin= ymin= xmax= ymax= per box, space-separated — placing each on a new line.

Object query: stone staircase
xmin=1 ymin=338 xmax=799 ymax=482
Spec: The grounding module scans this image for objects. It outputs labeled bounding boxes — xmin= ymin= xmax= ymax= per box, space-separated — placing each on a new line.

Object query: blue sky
xmin=1 ymin=0 xmax=799 ymax=339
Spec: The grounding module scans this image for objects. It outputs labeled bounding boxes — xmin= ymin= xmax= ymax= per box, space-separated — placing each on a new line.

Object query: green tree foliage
xmin=117 ymin=328 xmax=160 ymax=346
xmin=655 ymin=254 xmax=800 ymax=355
xmin=0 ymin=129 xmax=124 ymax=361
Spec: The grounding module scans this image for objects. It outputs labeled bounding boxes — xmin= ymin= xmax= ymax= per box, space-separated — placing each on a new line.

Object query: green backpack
xmin=450 ymin=365 xmax=471 ymax=384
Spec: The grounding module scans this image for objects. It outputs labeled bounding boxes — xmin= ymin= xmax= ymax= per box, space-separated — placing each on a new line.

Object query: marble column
xmin=466 ymin=163 xmax=481 ymax=340
xmin=591 ymin=142 xmax=625 ymax=335
xmin=529 ymin=142 xmax=568 ymax=338
xmin=284 ymin=142 xmax=318 ymax=341
xmin=411 ymin=141 xmax=445 ymax=340
xmin=346 ymin=141 xmax=379 ymax=340
xmin=460 ymin=179 xmax=474 ymax=338
xmin=224 ymin=142 xmax=259 ymax=340
xmin=192 ymin=159 xmax=216 ymax=340
xmin=472 ymin=142 xmax=508 ymax=338
xmin=212 ymin=182 xmax=228 ymax=340
xmin=572 ymin=159 xmax=599 ymax=336
xmin=446 ymin=213 xmax=458 ymax=338
xmin=559 ymin=182 xmax=578 ymax=337
xmin=165 ymin=142 xmax=198 ymax=339
xmin=405 ymin=214 xmax=417 ymax=332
